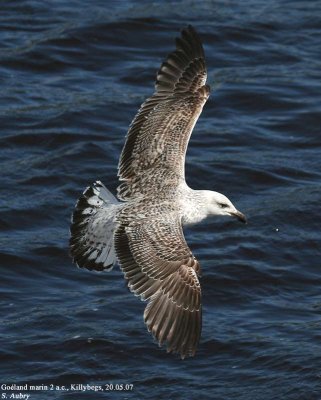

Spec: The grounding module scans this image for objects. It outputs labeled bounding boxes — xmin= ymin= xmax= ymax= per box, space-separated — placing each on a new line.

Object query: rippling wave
xmin=1 ymin=1 xmax=321 ymax=399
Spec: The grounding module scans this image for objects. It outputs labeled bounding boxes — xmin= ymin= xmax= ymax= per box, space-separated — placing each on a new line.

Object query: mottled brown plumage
xmin=113 ymin=26 xmax=208 ymax=358
xmin=70 ymin=26 xmax=246 ymax=359
xmin=117 ymin=25 xmax=209 ymax=201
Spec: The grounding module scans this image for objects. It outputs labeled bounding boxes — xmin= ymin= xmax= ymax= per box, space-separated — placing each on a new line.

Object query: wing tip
xmin=155 ymin=25 xmax=206 ymax=94
xmin=179 ymin=25 xmax=204 ymax=57
xmin=144 ymin=285 xmax=201 ymax=359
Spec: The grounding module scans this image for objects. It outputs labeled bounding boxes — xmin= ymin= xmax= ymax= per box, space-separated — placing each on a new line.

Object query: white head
xmin=202 ymin=190 xmax=247 ymax=223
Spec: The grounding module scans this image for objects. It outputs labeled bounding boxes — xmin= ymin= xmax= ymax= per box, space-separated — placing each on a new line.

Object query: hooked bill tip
xmin=230 ymin=210 xmax=247 ymax=224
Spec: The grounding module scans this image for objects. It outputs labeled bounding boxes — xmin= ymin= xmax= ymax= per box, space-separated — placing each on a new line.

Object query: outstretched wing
xmin=114 ymin=212 xmax=202 ymax=359
xmin=117 ymin=26 xmax=209 ymax=201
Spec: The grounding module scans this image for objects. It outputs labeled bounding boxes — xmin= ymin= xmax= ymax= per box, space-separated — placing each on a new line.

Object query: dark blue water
xmin=1 ymin=1 xmax=321 ymax=399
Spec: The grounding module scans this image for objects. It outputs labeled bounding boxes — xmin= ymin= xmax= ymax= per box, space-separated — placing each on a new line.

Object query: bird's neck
xmin=179 ymin=187 xmax=210 ymax=225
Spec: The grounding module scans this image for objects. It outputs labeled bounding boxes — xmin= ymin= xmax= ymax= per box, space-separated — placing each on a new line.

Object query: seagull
xmin=70 ymin=25 xmax=246 ymax=359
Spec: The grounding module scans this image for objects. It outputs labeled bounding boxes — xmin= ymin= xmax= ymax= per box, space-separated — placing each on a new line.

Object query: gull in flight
xmin=70 ymin=26 xmax=246 ymax=359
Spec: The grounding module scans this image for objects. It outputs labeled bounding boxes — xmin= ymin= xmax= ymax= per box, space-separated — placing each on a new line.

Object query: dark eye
xmin=218 ymin=203 xmax=228 ymax=209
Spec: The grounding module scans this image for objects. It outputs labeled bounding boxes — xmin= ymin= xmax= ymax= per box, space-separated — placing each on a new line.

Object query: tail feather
xmin=70 ymin=181 xmax=119 ymax=271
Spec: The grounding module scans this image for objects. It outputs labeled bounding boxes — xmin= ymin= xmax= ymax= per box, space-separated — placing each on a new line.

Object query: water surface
xmin=1 ymin=1 xmax=321 ymax=399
